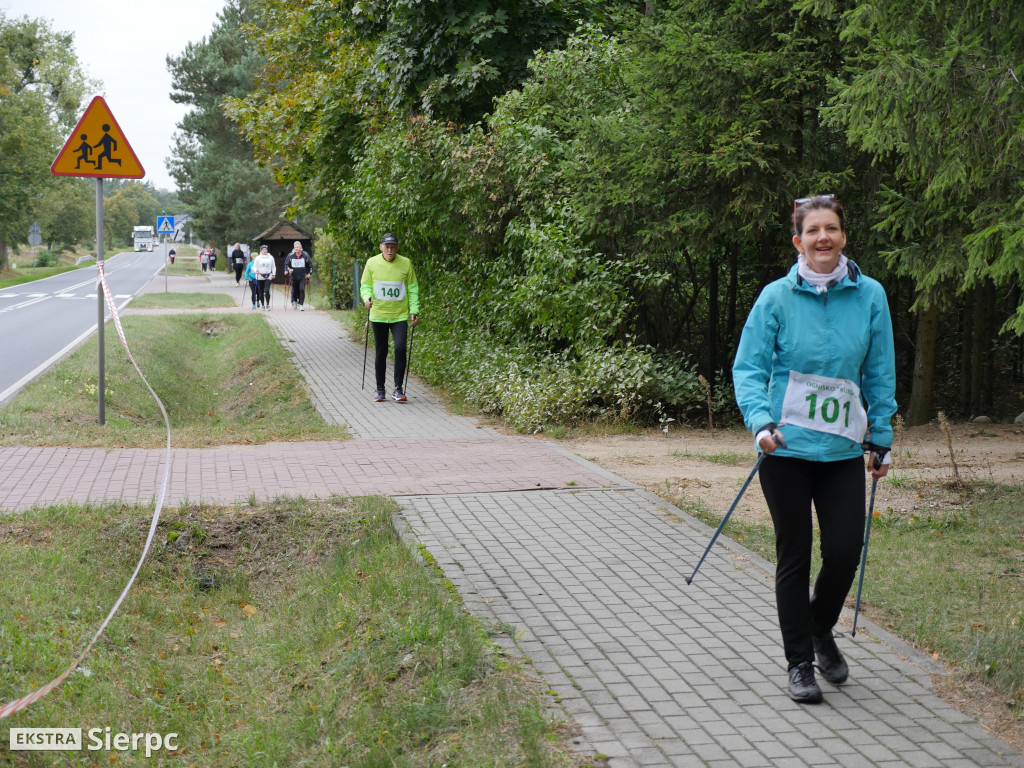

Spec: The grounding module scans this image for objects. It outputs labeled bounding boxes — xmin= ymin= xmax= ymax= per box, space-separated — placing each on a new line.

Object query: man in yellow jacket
xmin=360 ymin=233 xmax=420 ymax=402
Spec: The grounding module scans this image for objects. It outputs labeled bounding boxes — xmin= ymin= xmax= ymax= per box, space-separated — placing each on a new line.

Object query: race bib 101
xmin=780 ymin=370 xmax=867 ymax=443
xmin=373 ymin=280 xmax=406 ymax=301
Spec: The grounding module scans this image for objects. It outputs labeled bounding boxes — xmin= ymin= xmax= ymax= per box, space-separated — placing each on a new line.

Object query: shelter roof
xmin=255 ymin=221 xmax=313 ymax=241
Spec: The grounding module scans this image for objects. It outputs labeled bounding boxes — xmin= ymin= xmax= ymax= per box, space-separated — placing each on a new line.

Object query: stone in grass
xmin=194 ymin=571 xmax=221 ymax=591
xmin=1014 ymin=411 xmax=1024 ymax=426
xmin=971 ymin=415 xmax=993 ymax=424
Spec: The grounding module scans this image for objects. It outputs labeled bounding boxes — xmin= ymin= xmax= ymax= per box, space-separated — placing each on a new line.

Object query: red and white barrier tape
xmin=0 ymin=261 xmax=171 ymax=719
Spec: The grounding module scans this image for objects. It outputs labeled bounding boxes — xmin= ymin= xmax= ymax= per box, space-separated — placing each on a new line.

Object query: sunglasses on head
xmin=793 ymin=193 xmax=835 ymax=209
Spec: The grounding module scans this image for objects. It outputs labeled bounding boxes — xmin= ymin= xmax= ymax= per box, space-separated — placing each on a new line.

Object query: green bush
xmin=323 ymin=105 xmax=724 ymax=431
xmin=312 ymin=228 xmax=360 ymax=310
xmin=34 ymin=250 xmax=60 ymax=267
xmin=407 ymin=317 xmax=704 ymax=433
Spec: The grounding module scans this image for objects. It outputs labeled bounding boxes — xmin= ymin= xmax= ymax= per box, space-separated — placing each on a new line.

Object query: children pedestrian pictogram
xmin=51 ymin=96 xmax=144 ymax=179
xmin=73 ymin=134 xmax=94 ymax=169
xmin=93 ymin=124 xmax=122 ymax=170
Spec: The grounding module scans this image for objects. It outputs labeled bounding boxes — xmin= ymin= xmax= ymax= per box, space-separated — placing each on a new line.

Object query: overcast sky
xmin=0 ymin=0 xmax=226 ymax=193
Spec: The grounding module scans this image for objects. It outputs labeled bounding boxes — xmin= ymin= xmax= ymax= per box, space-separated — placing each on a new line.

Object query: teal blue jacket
xmin=732 ymin=260 xmax=897 ymax=461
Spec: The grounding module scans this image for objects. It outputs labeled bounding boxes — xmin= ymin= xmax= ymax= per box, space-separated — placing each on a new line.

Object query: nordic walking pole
xmin=361 ymin=311 xmax=370 ymax=389
xmin=403 ymin=322 xmax=415 ymax=394
xmin=239 ymin=280 xmax=247 ymax=308
xmin=851 ymin=453 xmax=883 ymax=637
xmin=686 ymin=430 xmax=786 ymax=585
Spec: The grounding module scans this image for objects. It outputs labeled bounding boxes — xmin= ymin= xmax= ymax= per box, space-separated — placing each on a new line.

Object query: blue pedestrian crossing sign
xmin=156 ymin=216 xmax=175 ymax=234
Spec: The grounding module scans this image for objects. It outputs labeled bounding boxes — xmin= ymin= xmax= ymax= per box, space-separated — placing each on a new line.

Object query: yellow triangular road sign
xmin=51 ymin=96 xmax=145 ymax=179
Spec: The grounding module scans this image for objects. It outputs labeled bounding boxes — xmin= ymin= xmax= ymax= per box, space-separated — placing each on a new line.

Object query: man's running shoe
xmin=812 ymin=632 xmax=849 ymax=685
xmin=299 ymin=304 xmax=305 ymax=311
xmin=787 ymin=661 xmax=822 ymax=704
xmin=392 ymin=387 xmax=407 ymax=402
xmin=375 ymin=389 xmax=386 ymax=402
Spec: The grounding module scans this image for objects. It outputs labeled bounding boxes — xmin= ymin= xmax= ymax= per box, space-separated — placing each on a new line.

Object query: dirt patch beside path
xmin=559 ymin=422 xmax=1024 ymax=524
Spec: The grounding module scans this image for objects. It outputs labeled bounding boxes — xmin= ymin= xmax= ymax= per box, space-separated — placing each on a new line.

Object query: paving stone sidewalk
xmin=6 ymin=271 xmax=1022 ymax=767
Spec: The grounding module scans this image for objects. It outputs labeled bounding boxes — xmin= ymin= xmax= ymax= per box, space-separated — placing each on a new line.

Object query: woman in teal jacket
xmin=243 ymin=253 xmax=258 ymax=309
xmin=732 ymin=195 xmax=897 ymax=704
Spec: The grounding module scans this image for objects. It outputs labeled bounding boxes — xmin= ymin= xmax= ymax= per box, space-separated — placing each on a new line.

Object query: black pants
xmin=372 ymin=320 xmax=408 ymax=391
xmin=256 ymin=278 xmax=272 ymax=307
xmin=249 ymin=280 xmax=259 ymax=305
xmin=234 ymin=265 xmax=244 ymax=283
xmin=290 ymin=274 xmax=306 ymax=305
xmin=758 ymin=455 xmax=865 ymax=669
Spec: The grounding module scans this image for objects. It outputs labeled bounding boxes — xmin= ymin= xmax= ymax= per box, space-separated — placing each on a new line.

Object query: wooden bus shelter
xmin=254 ymin=221 xmax=314 ymax=283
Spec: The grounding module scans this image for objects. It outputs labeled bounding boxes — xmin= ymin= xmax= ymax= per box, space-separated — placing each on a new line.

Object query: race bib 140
xmin=780 ymin=370 xmax=868 ymax=443
xmin=373 ymin=280 xmax=406 ymax=301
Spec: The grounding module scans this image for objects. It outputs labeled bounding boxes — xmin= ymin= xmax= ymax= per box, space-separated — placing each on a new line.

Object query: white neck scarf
xmin=797 ymin=253 xmax=848 ymax=293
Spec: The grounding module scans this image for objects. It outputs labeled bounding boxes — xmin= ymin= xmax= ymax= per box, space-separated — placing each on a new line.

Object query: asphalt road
xmin=0 ymin=246 xmax=168 ymax=405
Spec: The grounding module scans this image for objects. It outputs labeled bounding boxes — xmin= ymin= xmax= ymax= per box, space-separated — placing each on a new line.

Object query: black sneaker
xmin=787 ymin=661 xmax=823 ymax=704
xmin=374 ymin=389 xmax=386 ymax=402
xmin=813 ymin=632 xmax=849 ymax=685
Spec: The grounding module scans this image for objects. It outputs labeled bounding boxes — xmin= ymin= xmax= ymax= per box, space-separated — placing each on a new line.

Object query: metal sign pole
xmin=96 ymin=177 xmax=105 ymax=425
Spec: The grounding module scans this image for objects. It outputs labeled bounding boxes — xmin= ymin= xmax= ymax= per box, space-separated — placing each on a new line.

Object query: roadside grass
xmin=161 ymin=247 xmax=206 ymax=277
xmin=128 ymin=293 xmax=238 ymax=310
xmin=0 ymin=497 xmax=591 ymax=767
xmin=0 ymin=313 xmax=348 ymax=448
xmin=0 ymin=264 xmax=84 ymax=288
xmin=162 ymin=260 xmax=206 ymax=277
xmin=672 ymin=482 xmax=1024 ymax=714
xmin=2 ymin=248 xmax=179 ymax=289
xmin=0 ymin=246 xmax=103 ymax=289
xmin=540 ymin=422 xmax=647 ymax=440
xmin=666 ymin=448 xmax=746 ymax=466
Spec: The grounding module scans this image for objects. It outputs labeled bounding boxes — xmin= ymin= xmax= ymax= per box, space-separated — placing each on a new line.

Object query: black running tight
xmin=757 ymin=454 xmax=866 ymax=668
xmin=371 ymin=320 xmax=408 ymax=391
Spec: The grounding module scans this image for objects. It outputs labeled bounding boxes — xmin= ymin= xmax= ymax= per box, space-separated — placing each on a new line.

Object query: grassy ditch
xmin=128 ymin=293 xmax=238 ymax=310
xmin=0 ymin=497 xmax=590 ymax=767
xmin=673 ymin=482 xmax=1024 ymax=718
xmin=0 ymin=313 xmax=348 ymax=448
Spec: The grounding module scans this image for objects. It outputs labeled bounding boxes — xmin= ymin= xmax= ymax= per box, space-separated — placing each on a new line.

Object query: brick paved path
xmin=2 ymin=270 xmax=1020 ymax=767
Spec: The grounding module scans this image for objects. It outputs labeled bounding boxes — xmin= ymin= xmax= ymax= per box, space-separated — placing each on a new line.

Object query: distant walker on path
xmin=231 ymin=244 xmax=246 ymax=284
xmin=360 ymin=233 xmax=419 ymax=403
xmin=285 ymin=240 xmax=313 ymax=310
xmin=252 ymin=245 xmax=275 ymax=310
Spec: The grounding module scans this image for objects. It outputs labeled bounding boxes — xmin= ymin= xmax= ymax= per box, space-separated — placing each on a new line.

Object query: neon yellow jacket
xmin=360 ymin=253 xmax=419 ymax=322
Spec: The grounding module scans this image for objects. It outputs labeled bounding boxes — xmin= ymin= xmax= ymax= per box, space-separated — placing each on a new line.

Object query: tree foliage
xmin=228 ymin=0 xmax=1022 ymax=426
xmin=347 ymin=0 xmax=613 ymax=123
xmin=0 ymin=12 xmax=92 ymax=264
xmin=35 ymin=178 xmax=93 ymax=249
xmin=819 ymin=0 xmax=1024 ymax=335
xmin=167 ymin=0 xmax=292 ymax=247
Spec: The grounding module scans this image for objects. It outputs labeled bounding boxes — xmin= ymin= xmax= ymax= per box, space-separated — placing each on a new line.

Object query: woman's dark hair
xmin=793 ymin=195 xmax=845 ymax=236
